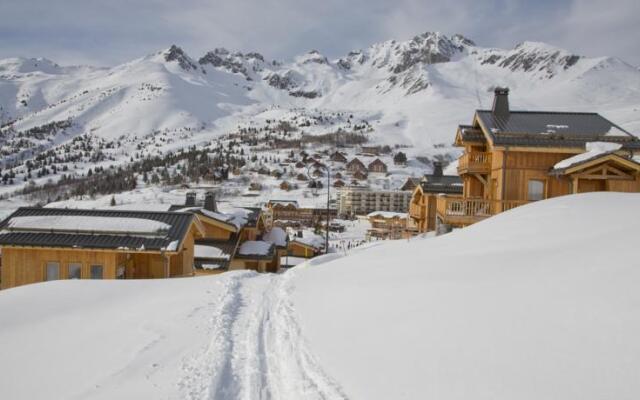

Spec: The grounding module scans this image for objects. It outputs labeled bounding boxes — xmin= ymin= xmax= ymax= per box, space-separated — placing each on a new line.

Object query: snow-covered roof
xmin=194 ymin=244 xmax=231 ymax=260
xmin=178 ymin=207 xmax=249 ymax=229
xmin=7 ymin=215 xmax=170 ymax=235
xmin=553 ymin=142 xmax=622 ymax=170
xmin=0 ymin=207 xmax=194 ymax=252
xmin=291 ymin=231 xmax=324 ymax=250
xmin=238 ymin=240 xmax=274 ymax=257
xmin=263 ymin=227 xmax=287 ymax=247
xmin=367 ymin=211 xmax=408 ymax=219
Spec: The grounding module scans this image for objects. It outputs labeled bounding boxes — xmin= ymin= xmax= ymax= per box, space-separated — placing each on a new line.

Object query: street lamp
xmin=307 ymin=163 xmax=331 ymax=253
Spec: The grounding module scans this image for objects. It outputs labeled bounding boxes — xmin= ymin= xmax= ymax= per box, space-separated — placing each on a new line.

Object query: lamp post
xmin=307 ymin=163 xmax=331 ymax=253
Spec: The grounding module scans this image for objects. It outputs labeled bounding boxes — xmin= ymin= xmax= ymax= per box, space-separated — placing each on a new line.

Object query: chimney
xmin=492 ymin=87 xmax=510 ymax=117
xmin=185 ymin=191 xmax=196 ymax=207
xmin=204 ymin=191 xmax=218 ymax=212
xmin=432 ymin=162 xmax=443 ymax=177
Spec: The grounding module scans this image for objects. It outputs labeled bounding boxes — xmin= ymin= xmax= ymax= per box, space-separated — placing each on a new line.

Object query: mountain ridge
xmin=1 ymin=31 xmax=639 ymax=172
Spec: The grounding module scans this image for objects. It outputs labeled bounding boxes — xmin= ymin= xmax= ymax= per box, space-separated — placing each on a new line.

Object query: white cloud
xmin=0 ymin=0 xmax=637 ymax=66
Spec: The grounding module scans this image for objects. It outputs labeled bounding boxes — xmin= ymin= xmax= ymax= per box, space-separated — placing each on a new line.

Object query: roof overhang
xmin=550 ymin=153 xmax=640 ymax=177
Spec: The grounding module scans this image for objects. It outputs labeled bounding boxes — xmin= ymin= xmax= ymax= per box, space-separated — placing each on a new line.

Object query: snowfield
xmin=1 ymin=192 xmax=639 ymax=399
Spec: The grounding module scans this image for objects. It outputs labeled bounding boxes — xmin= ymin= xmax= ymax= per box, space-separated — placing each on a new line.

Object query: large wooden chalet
xmin=0 ymin=192 xmax=289 ymax=289
xmin=411 ymin=87 xmax=640 ymax=232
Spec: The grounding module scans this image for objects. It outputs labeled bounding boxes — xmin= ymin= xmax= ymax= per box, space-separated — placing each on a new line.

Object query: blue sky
xmin=0 ymin=0 xmax=638 ymax=66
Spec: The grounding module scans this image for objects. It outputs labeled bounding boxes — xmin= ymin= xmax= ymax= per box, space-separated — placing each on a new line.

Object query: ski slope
xmin=0 ymin=192 xmax=639 ymax=399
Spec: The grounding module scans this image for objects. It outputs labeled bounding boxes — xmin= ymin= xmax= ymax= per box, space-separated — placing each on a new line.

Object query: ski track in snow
xmin=179 ymin=270 xmax=347 ymax=400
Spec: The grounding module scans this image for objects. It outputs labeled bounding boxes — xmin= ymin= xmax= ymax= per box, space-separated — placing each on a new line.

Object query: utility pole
xmin=307 ymin=164 xmax=332 ymax=253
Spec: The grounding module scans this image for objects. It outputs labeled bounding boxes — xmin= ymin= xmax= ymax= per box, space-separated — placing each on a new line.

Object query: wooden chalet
xmin=366 ymin=211 xmax=408 ymax=240
xmin=0 ymin=207 xmax=203 ymax=289
xmin=288 ymin=231 xmax=324 ymax=258
xmin=0 ymin=192 xmax=285 ymax=288
xmin=330 ymin=151 xmax=348 ymax=163
xmin=368 ymin=158 xmax=388 ymax=173
xmin=333 ymin=179 xmax=346 ymax=188
xmin=424 ymin=87 xmax=640 ymax=231
xmin=408 ymin=163 xmax=463 ymax=233
xmin=400 ymin=177 xmax=420 ymax=192
xmin=346 ymin=158 xmax=367 ymax=173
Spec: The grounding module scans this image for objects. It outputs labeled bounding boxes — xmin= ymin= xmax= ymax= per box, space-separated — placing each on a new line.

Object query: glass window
xmin=90 ymin=265 xmax=103 ymax=279
xmin=528 ymin=180 xmax=545 ymax=201
xmin=45 ymin=262 xmax=60 ymax=281
xmin=68 ymin=263 xmax=82 ymax=279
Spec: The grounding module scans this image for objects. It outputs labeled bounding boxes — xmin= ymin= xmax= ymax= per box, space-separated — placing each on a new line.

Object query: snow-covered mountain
xmin=1 ymin=32 xmax=639 ymax=165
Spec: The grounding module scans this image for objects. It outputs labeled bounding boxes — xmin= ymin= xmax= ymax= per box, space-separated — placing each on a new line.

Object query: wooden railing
xmin=458 ymin=151 xmax=491 ymax=174
xmin=436 ymin=196 xmax=529 ymax=226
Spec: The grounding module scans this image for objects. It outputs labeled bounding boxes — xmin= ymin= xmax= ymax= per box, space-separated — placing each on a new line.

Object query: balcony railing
xmin=458 ymin=151 xmax=491 ymax=174
xmin=436 ymin=196 xmax=529 ymax=226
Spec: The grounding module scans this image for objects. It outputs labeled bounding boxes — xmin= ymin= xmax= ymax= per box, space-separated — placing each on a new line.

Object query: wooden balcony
xmin=457 ymin=151 xmax=491 ymax=175
xmin=436 ymin=196 xmax=529 ymax=227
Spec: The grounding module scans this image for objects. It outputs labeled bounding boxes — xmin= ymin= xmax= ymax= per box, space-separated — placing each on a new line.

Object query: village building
xmin=337 ymin=187 xmax=412 ymax=217
xmin=408 ymin=163 xmax=464 ymax=233
xmin=296 ymin=173 xmax=309 ymax=181
xmin=330 ymin=151 xmax=348 ymax=163
xmin=280 ymin=181 xmax=294 ymax=191
xmin=428 ymin=87 xmax=640 ymax=232
xmin=267 ymin=200 xmax=337 ymax=227
xmin=360 ymin=145 xmax=381 ymax=155
xmin=0 ymin=207 xmax=202 ymax=289
xmin=288 ymin=231 xmax=324 ymax=258
xmin=400 ymin=177 xmax=420 ymax=192
xmin=352 ymin=169 xmax=368 ymax=180
xmin=333 ymin=179 xmax=345 ymax=188
xmin=366 ymin=211 xmax=408 ymax=240
xmin=346 ymin=158 xmax=367 ymax=173
xmin=367 ymin=158 xmax=388 ymax=173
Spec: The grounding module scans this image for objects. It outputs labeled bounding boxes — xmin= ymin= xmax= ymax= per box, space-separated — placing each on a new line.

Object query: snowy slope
xmin=1 ymin=193 xmax=639 ymax=399
xmin=293 ymin=192 xmax=640 ymax=399
xmin=1 ymin=32 xmax=639 ymax=164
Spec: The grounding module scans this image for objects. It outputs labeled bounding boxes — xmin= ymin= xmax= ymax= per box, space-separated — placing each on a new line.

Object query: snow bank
xmin=553 ymin=141 xmax=622 ymax=170
xmin=0 ymin=276 xmax=229 ymax=399
xmin=6 ymin=215 xmax=170 ymax=234
xmin=293 ymin=192 xmax=640 ymax=399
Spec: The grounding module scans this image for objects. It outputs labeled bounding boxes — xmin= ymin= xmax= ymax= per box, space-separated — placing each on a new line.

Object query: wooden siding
xmin=1 ymin=247 xmax=119 ymax=289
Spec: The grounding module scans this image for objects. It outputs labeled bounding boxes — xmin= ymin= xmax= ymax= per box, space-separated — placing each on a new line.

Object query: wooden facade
xmin=412 ymin=89 xmax=640 ymax=233
xmin=1 ymin=222 xmax=200 ymax=290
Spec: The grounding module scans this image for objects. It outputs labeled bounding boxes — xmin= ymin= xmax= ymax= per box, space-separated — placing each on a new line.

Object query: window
xmin=528 ymin=180 xmax=545 ymax=201
xmin=68 ymin=263 xmax=82 ymax=279
xmin=90 ymin=265 xmax=104 ymax=279
xmin=45 ymin=262 xmax=60 ymax=281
